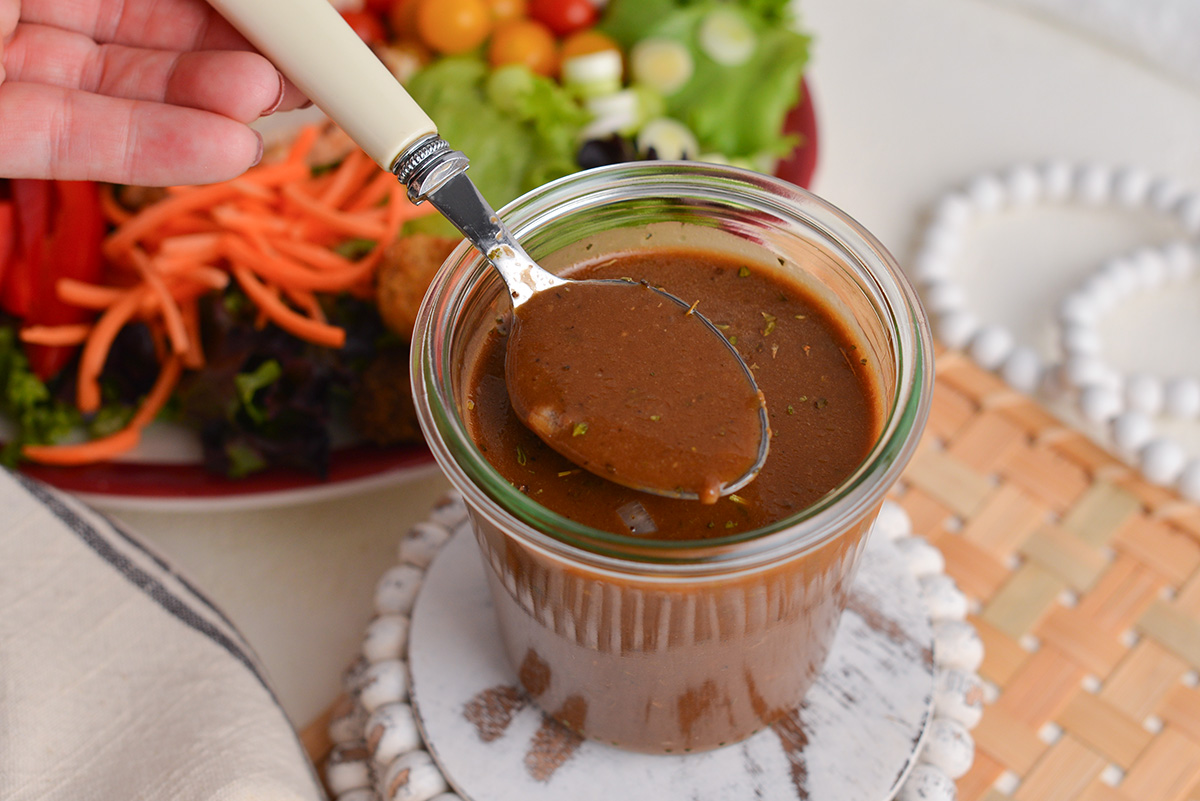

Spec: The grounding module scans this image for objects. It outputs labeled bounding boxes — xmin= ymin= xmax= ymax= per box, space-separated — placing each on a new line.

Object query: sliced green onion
xmin=629 ymin=38 xmax=694 ymax=95
xmin=698 ymin=7 xmax=757 ymax=66
xmin=581 ymin=89 xmax=642 ymax=139
xmin=561 ymin=50 xmax=624 ymax=99
xmin=637 ymin=117 xmax=700 ymax=160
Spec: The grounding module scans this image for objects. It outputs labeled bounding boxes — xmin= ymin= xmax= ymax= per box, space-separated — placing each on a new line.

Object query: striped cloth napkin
xmin=0 ymin=470 xmax=323 ymax=801
xmin=986 ymin=0 xmax=1200 ymax=89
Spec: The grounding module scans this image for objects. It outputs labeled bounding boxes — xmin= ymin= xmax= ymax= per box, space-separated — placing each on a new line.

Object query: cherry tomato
xmin=364 ymin=0 xmax=398 ymax=12
xmin=388 ymin=0 xmax=421 ymax=38
xmin=415 ymin=0 xmax=492 ymax=55
xmin=489 ymin=18 xmax=558 ymax=76
xmin=527 ymin=0 xmax=597 ymax=37
xmin=485 ymin=0 xmax=527 ymax=22
xmin=341 ymin=11 xmax=387 ymax=44
xmin=560 ymin=29 xmax=619 ymax=62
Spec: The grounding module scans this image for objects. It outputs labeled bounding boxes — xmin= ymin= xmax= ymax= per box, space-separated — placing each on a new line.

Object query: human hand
xmin=0 ymin=0 xmax=309 ymax=186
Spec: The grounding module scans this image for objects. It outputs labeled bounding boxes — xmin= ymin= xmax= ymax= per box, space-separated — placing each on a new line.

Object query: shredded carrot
xmin=20 ymin=324 xmax=92 ymax=346
xmin=179 ymin=302 xmax=205 ymax=370
xmin=347 ymin=169 xmax=400 ymax=213
xmin=283 ymin=287 xmax=326 ymax=324
xmin=21 ymin=428 xmax=143 ymax=466
xmin=319 ymin=150 xmax=380 ymax=209
xmin=21 ymin=354 xmax=183 ymax=466
xmin=222 ymin=234 xmax=376 ymax=293
xmin=21 ymin=123 xmax=439 ymax=469
xmin=57 ymin=278 xmax=128 ymax=309
xmin=104 ymin=184 xmax=244 ymax=260
xmin=76 ymin=288 xmax=146 ymax=413
xmin=128 ymin=248 xmax=190 ymax=356
xmin=232 ymin=265 xmax=345 ymax=348
xmin=285 ymin=124 xmax=321 ymax=164
xmin=269 ymin=237 xmax=357 ymax=271
xmin=128 ymin=354 xmax=183 ymax=429
xmin=99 ymin=184 xmax=133 ymax=225
xmin=105 ymin=161 xmax=309 ymax=259
xmin=157 ymin=232 xmax=223 ymax=260
xmin=280 ymin=183 xmax=390 ymax=241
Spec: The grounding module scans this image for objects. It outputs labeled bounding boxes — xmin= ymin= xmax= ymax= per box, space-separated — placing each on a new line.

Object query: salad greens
xmin=166 ymin=290 xmax=396 ymax=479
xmin=406 ymin=56 xmax=589 ymax=211
xmin=599 ymin=0 xmax=810 ymax=160
xmin=403 ymin=0 xmax=810 ymax=214
xmin=0 ymin=325 xmax=79 ymax=464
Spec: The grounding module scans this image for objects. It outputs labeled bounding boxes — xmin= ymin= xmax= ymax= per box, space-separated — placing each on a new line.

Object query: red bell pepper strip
xmin=2 ymin=180 xmax=107 ymax=380
xmin=0 ymin=199 xmax=14 ymax=292
xmin=2 ymin=179 xmax=51 ymax=321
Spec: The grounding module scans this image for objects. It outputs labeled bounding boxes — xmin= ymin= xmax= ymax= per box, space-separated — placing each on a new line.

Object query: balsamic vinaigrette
xmin=505 ymin=279 xmax=768 ymax=504
xmin=464 ymin=246 xmax=883 ymax=540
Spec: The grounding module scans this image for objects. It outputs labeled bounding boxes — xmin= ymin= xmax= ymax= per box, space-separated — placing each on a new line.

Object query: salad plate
xmin=14 ymin=80 xmax=818 ymax=513
xmin=18 ymin=436 xmax=441 ymax=512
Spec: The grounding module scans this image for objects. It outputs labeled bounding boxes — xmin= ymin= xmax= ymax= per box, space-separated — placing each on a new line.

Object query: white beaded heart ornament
xmin=910 ymin=161 xmax=1200 ymax=501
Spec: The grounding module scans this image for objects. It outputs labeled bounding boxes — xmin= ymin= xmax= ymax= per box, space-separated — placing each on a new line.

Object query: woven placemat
xmin=905 ymin=348 xmax=1200 ymax=801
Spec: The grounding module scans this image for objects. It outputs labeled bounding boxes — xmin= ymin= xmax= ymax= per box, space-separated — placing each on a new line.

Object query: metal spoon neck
xmin=391 ymin=135 xmax=564 ymax=308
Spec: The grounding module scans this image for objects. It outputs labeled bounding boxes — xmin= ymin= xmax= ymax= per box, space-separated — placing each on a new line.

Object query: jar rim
xmin=412 ymin=162 xmax=932 ymax=571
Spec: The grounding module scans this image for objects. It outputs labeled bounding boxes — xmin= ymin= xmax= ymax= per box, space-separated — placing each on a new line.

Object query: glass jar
xmin=411 ymin=162 xmax=932 ymax=754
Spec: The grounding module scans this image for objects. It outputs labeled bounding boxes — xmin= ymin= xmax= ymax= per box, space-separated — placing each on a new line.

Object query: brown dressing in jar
xmin=466 ymin=246 xmax=881 ymax=539
xmin=460 ymin=245 xmax=887 ymax=753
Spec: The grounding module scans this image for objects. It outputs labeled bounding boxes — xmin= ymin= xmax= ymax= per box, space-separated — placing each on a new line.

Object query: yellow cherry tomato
xmin=560 ymin=29 xmax=620 ymax=62
xmin=488 ymin=18 xmax=558 ymax=77
xmin=415 ymin=0 xmax=492 ymax=55
xmin=485 ymin=0 xmax=527 ymax=23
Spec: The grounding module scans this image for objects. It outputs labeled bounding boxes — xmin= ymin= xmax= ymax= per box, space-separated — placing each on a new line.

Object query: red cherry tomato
xmin=364 ymin=0 xmax=398 ymax=12
xmin=341 ymin=10 xmax=387 ymax=44
xmin=527 ymin=0 xmax=597 ymax=37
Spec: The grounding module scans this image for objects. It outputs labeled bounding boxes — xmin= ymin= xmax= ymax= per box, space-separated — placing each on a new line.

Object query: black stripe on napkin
xmin=103 ymin=514 xmax=256 ymax=656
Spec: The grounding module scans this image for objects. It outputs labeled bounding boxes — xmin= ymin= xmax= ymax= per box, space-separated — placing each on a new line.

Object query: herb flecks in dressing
xmin=505 ymin=279 xmax=766 ymax=503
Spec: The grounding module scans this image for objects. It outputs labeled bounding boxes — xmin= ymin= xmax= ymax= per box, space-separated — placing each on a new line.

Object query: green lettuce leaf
xmin=0 ymin=325 xmax=81 ymax=463
xmin=600 ymin=0 xmax=810 ymax=160
xmin=405 ymin=57 xmax=588 ymax=211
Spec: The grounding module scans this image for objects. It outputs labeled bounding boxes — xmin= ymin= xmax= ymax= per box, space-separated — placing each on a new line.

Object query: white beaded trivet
xmin=323 ymin=495 xmax=983 ymax=801
xmin=911 ymin=161 xmax=1200 ymax=501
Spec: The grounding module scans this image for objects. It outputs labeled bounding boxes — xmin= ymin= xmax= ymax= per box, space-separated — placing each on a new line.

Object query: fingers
xmin=20 ymin=0 xmax=253 ymax=54
xmin=0 ymin=81 xmax=264 ymax=185
xmin=0 ymin=0 xmax=17 ymax=37
xmin=6 ymin=22 xmax=293 ymax=122
xmin=16 ymin=0 xmax=308 ymax=110
xmin=0 ymin=0 xmax=16 ymax=83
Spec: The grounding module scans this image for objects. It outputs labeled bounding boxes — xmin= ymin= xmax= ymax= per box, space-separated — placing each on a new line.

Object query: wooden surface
xmin=408 ymin=525 xmax=936 ymax=801
xmin=905 ymin=350 xmax=1200 ymax=801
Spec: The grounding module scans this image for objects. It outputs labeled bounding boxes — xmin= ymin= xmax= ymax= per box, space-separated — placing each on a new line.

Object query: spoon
xmin=206 ymin=0 xmax=769 ymax=502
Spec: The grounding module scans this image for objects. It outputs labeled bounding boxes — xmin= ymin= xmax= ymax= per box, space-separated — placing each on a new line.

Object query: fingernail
xmin=261 ymin=71 xmax=286 ymax=117
xmin=251 ymin=131 xmax=264 ymax=168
